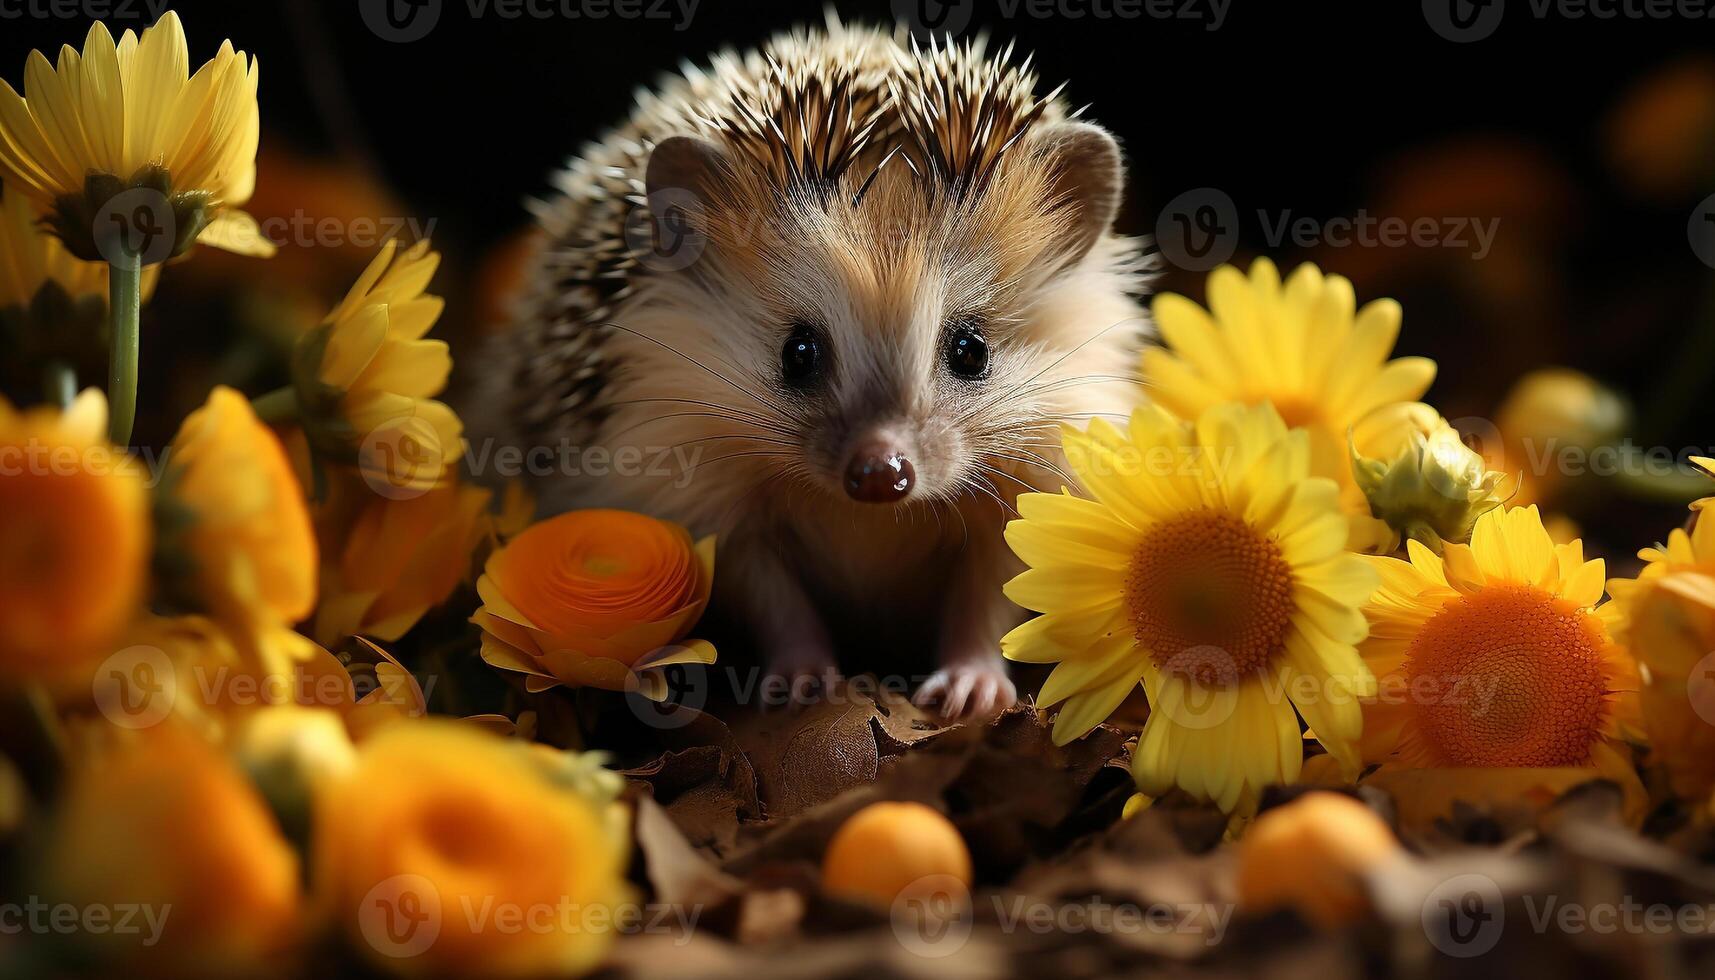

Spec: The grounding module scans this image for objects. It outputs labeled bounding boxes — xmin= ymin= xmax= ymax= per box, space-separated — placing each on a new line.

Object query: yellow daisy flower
xmin=0 ymin=13 xmax=269 ymax=260
xmin=1356 ymin=505 xmax=1645 ymax=828
xmin=1606 ymin=495 xmax=1715 ymax=804
xmin=0 ymin=12 xmax=271 ymax=444
xmin=1144 ymin=259 xmax=1438 ymax=551
xmin=267 ymin=240 xmax=463 ymax=495
xmin=1001 ymin=402 xmax=1378 ymax=815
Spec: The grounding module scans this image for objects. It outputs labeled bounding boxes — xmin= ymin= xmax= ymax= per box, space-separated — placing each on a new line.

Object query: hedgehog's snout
xmin=843 ymin=440 xmax=915 ymax=503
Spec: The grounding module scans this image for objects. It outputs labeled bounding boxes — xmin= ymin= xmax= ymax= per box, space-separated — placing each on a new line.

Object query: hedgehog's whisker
xmin=955 ymin=315 xmax=1143 ymax=426
xmin=604 ymin=397 xmax=796 ymax=435
xmin=596 ymin=320 xmax=794 ymax=418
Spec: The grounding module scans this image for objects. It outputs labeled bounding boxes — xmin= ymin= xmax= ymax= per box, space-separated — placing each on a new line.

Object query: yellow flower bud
xmin=1353 ymin=418 xmax=1507 ymax=552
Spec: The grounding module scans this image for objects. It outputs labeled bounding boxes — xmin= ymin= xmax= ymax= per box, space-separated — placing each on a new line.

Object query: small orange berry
xmin=822 ymin=801 xmax=973 ymax=909
xmin=1236 ymin=792 xmax=1405 ymax=929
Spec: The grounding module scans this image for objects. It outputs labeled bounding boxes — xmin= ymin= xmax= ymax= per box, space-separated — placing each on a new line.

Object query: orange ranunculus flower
xmin=37 ymin=725 xmax=302 ymax=973
xmin=473 ymin=510 xmax=716 ymax=696
xmin=159 ymin=387 xmax=317 ymax=645
xmin=313 ymin=719 xmax=633 ymax=979
xmin=0 ymin=390 xmax=148 ymax=681
xmin=312 ymin=476 xmax=492 ymax=647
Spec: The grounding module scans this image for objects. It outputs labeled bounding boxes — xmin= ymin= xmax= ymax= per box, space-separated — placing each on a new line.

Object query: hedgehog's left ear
xmin=1031 ymin=121 xmax=1124 ymax=265
xmin=646 ymin=136 xmax=731 ymax=211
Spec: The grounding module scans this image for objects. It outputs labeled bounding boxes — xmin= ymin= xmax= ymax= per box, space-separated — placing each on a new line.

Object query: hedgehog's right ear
xmin=1031 ymin=121 xmax=1125 ymax=267
xmin=645 ymin=136 xmax=731 ymax=214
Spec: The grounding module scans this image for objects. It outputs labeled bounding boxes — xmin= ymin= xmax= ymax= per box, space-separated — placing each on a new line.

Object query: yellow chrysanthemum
xmin=0 ymin=13 xmax=271 ymax=259
xmin=312 ymin=476 xmax=492 ymax=647
xmin=281 ymin=240 xmax=462 ymax=494
xmin=1357 ymin=505 xmax=1645 ymax=828
xmin=1144 ymin=259 xmax=1438 ymax=551
xmin=156 ymin=387 xmax=317 ymax=664
xmin=1000 ymin=402 xmax=1378 ymax=815
xmin=1 ymin=389 xmax=148 ymax=681
xmin=1606 ymin=494 xmax=1715 ymax=803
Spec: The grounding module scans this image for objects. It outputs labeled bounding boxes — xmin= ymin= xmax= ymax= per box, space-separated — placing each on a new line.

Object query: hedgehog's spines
xmin=510 ymin=24 xmax=1076 ymax=440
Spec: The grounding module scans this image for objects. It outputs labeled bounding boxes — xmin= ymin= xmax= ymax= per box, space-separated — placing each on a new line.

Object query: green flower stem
xmin=106 ymin=260 xmax=143 ymax=446
xmin=250 ymin=386 xmax=300 ymax=424
xmin=1612 ymin=465 xmax=1715 ymax=504
xmin=42 ymin=360 xmax=76 ymax=409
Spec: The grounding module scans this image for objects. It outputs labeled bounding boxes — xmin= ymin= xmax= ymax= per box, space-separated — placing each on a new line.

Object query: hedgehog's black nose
xmin=844 ymin=445 xmax=914 ymax=503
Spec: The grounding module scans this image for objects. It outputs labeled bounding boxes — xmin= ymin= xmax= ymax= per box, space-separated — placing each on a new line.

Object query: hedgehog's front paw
xmin=915 ymin=659 xmax=1017 ymax=722
xmin=760 ymin=646 xmax=842 ymax=711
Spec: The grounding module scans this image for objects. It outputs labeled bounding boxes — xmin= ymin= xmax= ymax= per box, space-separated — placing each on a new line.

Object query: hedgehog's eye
xmin=945 ymin=324 xmax=990 ymax=379
xmin=781 ymin=324 xmax=823 ymax=385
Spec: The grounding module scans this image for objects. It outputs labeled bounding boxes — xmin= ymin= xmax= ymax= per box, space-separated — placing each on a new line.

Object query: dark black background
xmin=5 ymin=0 xmax=1714 ymax=547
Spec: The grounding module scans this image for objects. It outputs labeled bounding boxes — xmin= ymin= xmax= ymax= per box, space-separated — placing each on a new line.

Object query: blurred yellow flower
xmin=282 ymin=240 xmax=462 ymax=496
xmin=1351 ymin=415 xmax=1508 ymax=552
xmin=1001 ymin=403 xmax=1377 ymax=815
xmin=0 ymin=13 xmax=270 ymax=260
xmin=157 ymin=387 xmax=317 ymax=661
xmin=38 ymin=725 xmax=301 ymax=972
xmin=313 ymin=720 xmax=632 ymax=979
xmin=1489 ymin=367 xmax=1628 ymax=507
xmin=1357 ymin=505 xmax=1645 ymax=829
xmin=1 ymin=187 xmax=105 ymax=307
xmin=0 ymin=389 xmax=148 ymax=680
xmin=1606 ymin=497 xmax=1715 ymax=804
xmin=474 ymin=509 xmax=717 ymax=696
xmin=99 ymin=613 xmax=325 ymax=739
xmin=1144 ymin=259 xmax=1438 ymax=551
xmin=311 ymin=473 xmax=492 ymax=647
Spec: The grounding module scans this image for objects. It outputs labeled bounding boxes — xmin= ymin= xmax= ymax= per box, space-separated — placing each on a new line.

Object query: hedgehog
xmin=478 ymin=20 xmax=1151 ymax=720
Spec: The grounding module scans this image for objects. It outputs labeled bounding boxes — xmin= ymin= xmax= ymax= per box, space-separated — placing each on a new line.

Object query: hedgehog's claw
xmin=916 ymin=660 xmax=1016 ymax=723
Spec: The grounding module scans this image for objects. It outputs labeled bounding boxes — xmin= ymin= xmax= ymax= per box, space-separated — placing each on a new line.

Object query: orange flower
xmin=158 ymin=387 xmax=317 ymax=644
xmin=1236 ymin=792 xmax=1405 ymax=929
xmin=313 ymin=720 xmax=632 ymax=978
xmin=0 ymin=390 xmax=148 ymax=680
xmin=473 ymin=510 xmax=716 ymax=695
xmin=36 ymin=725 xmax=302 ymax=973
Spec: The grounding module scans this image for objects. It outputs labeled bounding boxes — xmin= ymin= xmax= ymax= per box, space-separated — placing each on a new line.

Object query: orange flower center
xmin=1124 ymin=509 xmax=1296 ymax=684
xmin=1404 ymin=584 xmax=1610 ymax=767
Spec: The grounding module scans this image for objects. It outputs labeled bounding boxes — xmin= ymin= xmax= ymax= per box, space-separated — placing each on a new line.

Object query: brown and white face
xmin=622 ymin=121 xmax=1140 ymax=520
